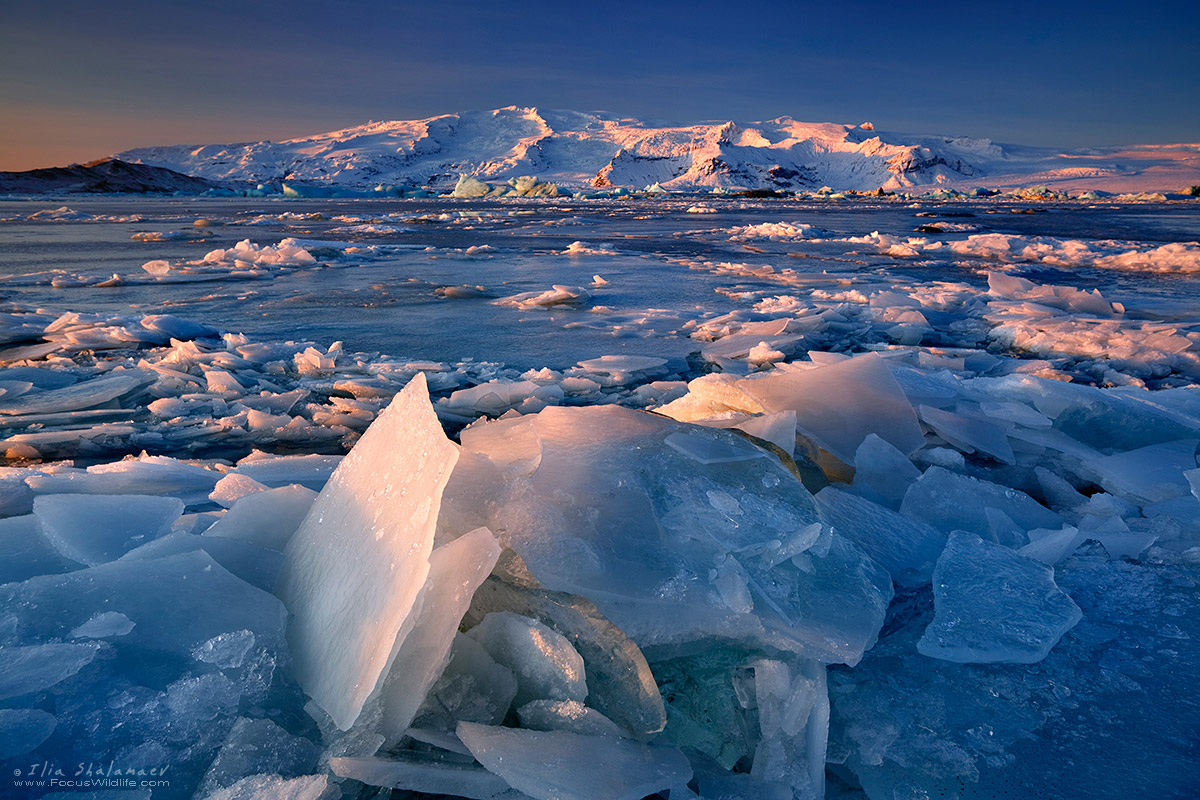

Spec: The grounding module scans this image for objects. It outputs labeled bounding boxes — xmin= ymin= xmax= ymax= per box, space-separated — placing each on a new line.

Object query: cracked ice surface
xmin=2 ymin=196 xmax=1199 ymax=798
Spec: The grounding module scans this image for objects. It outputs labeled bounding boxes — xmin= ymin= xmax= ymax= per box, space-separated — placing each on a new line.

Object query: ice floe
xmin=2 ymin=195 xmax=1199 ymax=798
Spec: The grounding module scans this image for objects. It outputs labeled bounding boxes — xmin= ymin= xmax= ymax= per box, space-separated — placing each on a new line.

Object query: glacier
xmin=115 ymin=106 xmax=1200 ymax=195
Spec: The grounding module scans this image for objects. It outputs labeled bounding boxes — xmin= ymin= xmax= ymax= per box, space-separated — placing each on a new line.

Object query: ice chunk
xmin=209 ymin=473 xmax=270 ymax=508
xmin=734 ymin=410 xmax=798 ymax=456
xmin=517 ymin=699 xmax=627 ymax=737
xmin=457 ymin=722 xmax=692 ymax=800
xmin=203 ymin=485 xmax=317 ymax=551
xmin=815 ymin=487 xmax=944 ymax=587
xmin=466 ymin=576 xmax=666 ymax=738
xmin=34 ymin=494 xmax=183 ymax=566
xmin=232 ymin=452 xmax=341 ymax=491
xmin=737 ymin=353 xmax=924 ymax=463
xmin=0 ymin=642 xmax=103 ymax=700
xmin=417 ymin=633 xmax=518 ymax=728
xmin=277 ymin=372 xmax=458 ymax=730
xmin=330 ymin=753 xmax=512 ymax=799
xmin=25 ymin=455 xmax=220 ymax=503
xmin=119 ymin=531 xmax=283 ymax=594
xmin=496 ymin=285 xmax=591 ymax=309
xmin=466 ymin=611 xmax=588 ymax=708
xmin=663 ymin=430 xmax=767 ymax=464
xmin=70 ymin=611 xmax=135 ymax=639
xmin=1019 ymin=526 xmax=1086 ymax=564
xmin=377 ymin=527 xmax=501 ymax=745
xmin=0 ymin=708 xmax=56 ymax=759
xmin=918 ymin=532 xmax=1082 ymax=663
xmin=1082 ymin=439 xmax=1198 ymax=504
xmin=195 ymin=718 xmax=320 ymax=797
xmin=901 ymin=466 xmax=1062 ymax=533
xmin=849 ymin=432 xmax=921 ymax=509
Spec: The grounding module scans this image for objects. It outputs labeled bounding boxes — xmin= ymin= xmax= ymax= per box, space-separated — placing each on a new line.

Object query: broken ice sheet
xmin=459 ymin=404 xmax=891 ymax=663
xmin=737 ymin=352 xmax=925 ymax=463
xmin=34 ymin=493 xmax=183 ymax=565
xmin=376 ymin=527 xmax=501 ymax=745
xmin=277 ymin=372 xmax=458 ymax=730
xmin=918 ymin=532 xmax=1082 ymax=664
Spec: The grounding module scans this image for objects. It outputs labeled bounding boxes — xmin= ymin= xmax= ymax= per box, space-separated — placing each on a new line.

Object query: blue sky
xmin=2 ymin=0 xmax=1197 ymax=169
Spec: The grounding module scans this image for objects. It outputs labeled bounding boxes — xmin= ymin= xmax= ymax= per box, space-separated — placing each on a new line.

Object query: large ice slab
xmin=0 ymin=371 xmax=152 ymax=415
xmin=0 ymin=513 xmax=80 ymax=584
xmin=1 ymin=551 xmax=287 ymax=663
xmin=0 ymin=642 xmax=103 ymax=700
xmin=0 ymin=708 xmax=56 ymax=759
xmin=277 ymin=372 xmax=459 ymax=730
xmin=458 ymin=405 xmax=889 ymax=662
xmin=918 ymin=532 xmax=1082 ymax=664
xmin=457 ymin=722 xmax=692 ymax=800
xmin=376 ymin=527 xmax=501 ymax=745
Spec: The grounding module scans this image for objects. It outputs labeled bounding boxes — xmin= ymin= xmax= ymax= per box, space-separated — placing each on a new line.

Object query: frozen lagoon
xmin=0 ymin=195 xmax=1198 ymax=799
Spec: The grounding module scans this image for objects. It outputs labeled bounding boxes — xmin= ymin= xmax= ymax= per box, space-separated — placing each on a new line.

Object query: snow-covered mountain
xmin=118 ymin=106 xmax=1200 ymax=193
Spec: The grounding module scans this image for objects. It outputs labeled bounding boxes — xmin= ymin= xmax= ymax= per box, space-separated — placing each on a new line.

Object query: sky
xmin=2 ymin=0 xmax=1198 ymax=171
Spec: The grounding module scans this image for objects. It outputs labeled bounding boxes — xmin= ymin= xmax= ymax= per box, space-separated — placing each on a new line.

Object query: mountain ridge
xmin=115 ymin=106 xmax=1200 ymax=194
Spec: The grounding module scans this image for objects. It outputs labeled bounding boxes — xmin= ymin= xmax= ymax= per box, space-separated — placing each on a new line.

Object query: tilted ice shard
xmin=918 ymin=531 xmax=1082 ymax=664
xmin=276 ymin=372 xmax=459 ymax=730
xmin=850 ymin=432 xmax=922 ymax=509
xmin=457 ymin=721 xmax=693 ymax=800
xmin=202 ymin=484 xmax=318 ymax=552
xmin=377 ymin=527 xmax=501 ymax=746
xmin=901 ymin=466 xmax=1063 ymax=533
xmin=815 ymin=486 xmax=945 ymax=587
xmin=737 ymin=353 xmax=925 ymax=463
